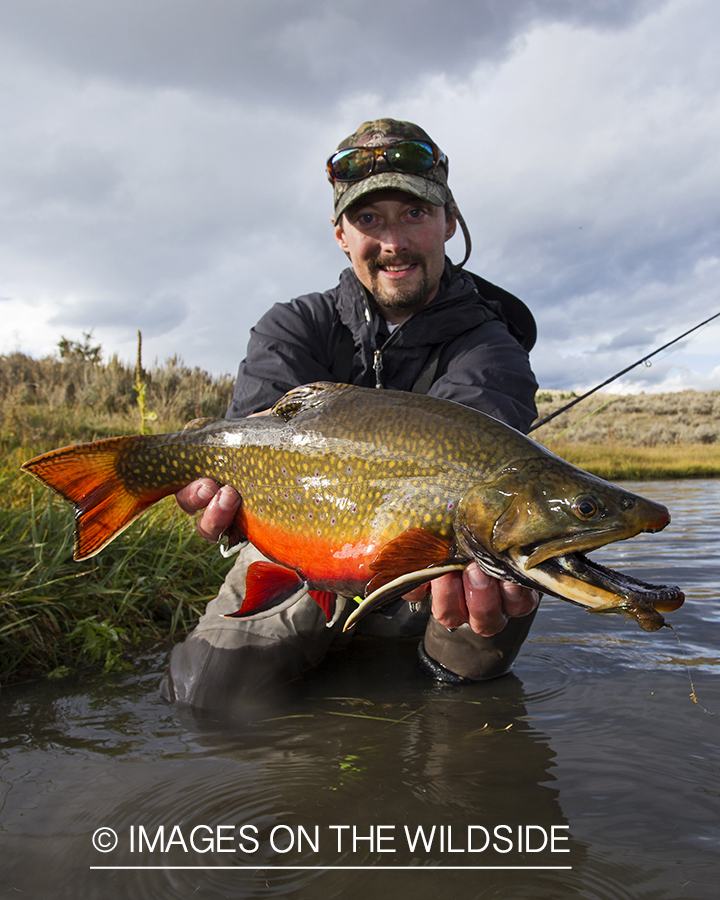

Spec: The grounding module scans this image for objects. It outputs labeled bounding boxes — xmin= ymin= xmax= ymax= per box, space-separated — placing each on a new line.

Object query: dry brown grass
xmin=532 ymin=389 xmax=720 ymax=478
xmin=0 ymin=350 xmax=235 ymax=448
xmin=533 ymin=389 xmax=720 ymax=446
xmin=545 ymin=441 xmax=720 ymax=480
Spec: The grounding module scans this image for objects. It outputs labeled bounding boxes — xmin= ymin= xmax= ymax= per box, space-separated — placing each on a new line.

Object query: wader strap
xmin=330 ymin=326 xmax=355 ymax=384
xmin=411 ymin=344 xmax=443 ymax=394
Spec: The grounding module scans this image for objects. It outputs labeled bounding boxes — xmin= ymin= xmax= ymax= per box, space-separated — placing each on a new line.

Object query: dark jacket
xmin=227 ymin=260 xmax=538 ymax=432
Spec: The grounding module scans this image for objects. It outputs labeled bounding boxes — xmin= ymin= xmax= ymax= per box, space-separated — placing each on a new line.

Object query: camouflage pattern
xmin=330 ymin=118 xmax=452 ymax=221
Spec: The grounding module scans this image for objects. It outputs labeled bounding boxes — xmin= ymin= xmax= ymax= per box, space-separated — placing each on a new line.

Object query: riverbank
xmin=533 ymin=388 xmax=720 ymax=477
xmin=1 ymin=347 xmax=238 ymax=684
xmin=0 ymin=445 xmax=235 ymax=685
xmin=542 ymin=441 xmax=720 ymax=480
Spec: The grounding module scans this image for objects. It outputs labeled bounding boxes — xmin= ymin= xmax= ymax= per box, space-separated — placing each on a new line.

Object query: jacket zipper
xmin=362 ymin=290 xmax=406 ymax=389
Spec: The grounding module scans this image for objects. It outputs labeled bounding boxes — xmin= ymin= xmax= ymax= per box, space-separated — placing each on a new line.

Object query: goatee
xmin=367 ymin=254 xmax=433 ymax=316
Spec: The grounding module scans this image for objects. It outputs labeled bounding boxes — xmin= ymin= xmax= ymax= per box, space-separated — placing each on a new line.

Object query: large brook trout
xmin=22 ymin=382 xmax=684 ymax=632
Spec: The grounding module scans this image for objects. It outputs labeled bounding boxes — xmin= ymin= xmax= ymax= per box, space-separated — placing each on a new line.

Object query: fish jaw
xmin=455 ymin=458 xmax=684 ymax=630
xmin=509 ymin=548 xmax=684 ymax=631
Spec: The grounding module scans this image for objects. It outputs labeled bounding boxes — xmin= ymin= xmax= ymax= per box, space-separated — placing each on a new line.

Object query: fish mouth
xmin=518 ymin=550 xmax=685 ymax=632
xmin=456 ymin=521 xmax=684 ymax=632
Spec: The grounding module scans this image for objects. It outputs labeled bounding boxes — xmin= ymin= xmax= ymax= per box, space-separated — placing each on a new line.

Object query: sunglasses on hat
xmin=327 ymin=140 xmax=447 ymax=183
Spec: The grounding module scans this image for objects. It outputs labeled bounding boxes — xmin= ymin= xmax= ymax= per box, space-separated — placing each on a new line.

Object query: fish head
xmin=455 ymin=456 xmax=684 ymax=630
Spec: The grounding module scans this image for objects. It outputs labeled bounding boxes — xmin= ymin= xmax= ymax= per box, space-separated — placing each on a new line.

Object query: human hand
xmin=175 ymin=479 xmax=241 ymax=543
xmin=404 ymin=563 xmax=539 ymax=636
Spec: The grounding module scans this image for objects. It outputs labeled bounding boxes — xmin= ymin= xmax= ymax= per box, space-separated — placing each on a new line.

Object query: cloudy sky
xmin=1 ymin=0 xmax=718 ymax=393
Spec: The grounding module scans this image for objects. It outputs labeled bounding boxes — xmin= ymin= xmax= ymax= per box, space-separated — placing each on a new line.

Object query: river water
xmin=1 ymin=480 xmax=718 ymax=899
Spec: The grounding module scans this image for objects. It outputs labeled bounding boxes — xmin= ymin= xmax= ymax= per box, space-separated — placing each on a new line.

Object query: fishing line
xmin=542 ymin=363 xmax=650 ymax=444
xmin=529 ymin=309 xmax=720 ymax=433
xmin=665 ymin=624 xmax=716 ymax=716
xmin=541 ymin=341 xmax=684 ymax=443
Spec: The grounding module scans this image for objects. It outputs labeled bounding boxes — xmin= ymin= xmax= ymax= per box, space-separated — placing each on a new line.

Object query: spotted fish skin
xmin=21 ymin=382 xmax=684 ymax=630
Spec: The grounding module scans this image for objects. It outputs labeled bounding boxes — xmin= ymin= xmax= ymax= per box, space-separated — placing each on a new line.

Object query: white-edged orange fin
xmin=344 ymin=563 xmax=468 ymax=631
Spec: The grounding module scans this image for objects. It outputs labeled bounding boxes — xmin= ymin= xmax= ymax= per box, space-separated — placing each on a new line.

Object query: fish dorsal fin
xmin=225 ymin=561 xmax=303 ymax=618
xmin=182 ymin=417 xmax=221 ymax=432
xmin=271 ymin=382 xmax=347 ymax=421
xmin=366 ymin=527 xmax=454 ymax=595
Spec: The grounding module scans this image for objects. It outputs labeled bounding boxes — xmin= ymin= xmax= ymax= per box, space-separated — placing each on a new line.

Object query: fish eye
xmin=572 ymin=494 xmax=601 ymax=520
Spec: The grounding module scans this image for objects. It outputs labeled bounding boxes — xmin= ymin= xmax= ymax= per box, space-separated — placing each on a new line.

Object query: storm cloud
xmin=1 ymin=0 xmax=718 ymax=393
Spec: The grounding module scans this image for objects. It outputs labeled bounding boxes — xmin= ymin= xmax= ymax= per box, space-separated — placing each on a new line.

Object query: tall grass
xmin=0 ymin=446 xmax=236 ymax=684
xmin=1 ymin=347 xmax=235 ymax=448
xmin=1 ymin=344 xmax=236 ymax=685
xmin=545 ymin=441 xmax=720 ymax=480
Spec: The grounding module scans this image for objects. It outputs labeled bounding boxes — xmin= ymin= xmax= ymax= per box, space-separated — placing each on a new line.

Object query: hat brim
xmin=334 ymin=172 xmax=447 ymax=222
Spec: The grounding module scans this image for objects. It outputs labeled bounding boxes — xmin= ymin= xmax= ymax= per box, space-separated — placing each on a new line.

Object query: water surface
xmin=1 ymin=480 xmax=718 ymax=899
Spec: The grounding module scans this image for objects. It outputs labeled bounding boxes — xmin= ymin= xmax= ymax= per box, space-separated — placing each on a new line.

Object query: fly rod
xmin=529 ymin=309 xmax=720 ymax=433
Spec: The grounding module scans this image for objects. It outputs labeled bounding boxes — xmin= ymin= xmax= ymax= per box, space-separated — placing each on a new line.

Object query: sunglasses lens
xmin=329 ymin=141 xmax=441 ymax=182
xmin=385 ymin=141 xmax=436 ymax=173
xmin=330 ymin=148 xmax=375 ymax=182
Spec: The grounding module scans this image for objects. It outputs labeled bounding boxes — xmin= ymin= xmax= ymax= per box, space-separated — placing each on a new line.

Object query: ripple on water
xmin=0 ymin=483 xmax=718 ymax=899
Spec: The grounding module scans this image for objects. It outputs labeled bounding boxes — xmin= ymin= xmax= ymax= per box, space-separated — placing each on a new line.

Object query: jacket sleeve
xmin=226 ymin=293 xmax=343 ymax=417
xmin=427 ymin=320 xmax=539 ymax=433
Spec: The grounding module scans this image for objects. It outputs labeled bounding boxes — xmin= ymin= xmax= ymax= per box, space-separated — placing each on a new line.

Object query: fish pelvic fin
xmin=225 ymin=561 xmax=304 ymax=619
xmin=223 ymin=562 xmax=337 ymax=623
xmin=21 ymin=437 xmax=171 ymax=560
xmin=341 ymin=528 xmax=462 ymax=631
xmin=344 ymin=563 xmax=467 ymax=632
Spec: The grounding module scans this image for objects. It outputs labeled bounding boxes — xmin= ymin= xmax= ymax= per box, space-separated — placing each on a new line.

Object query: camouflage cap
xmin=330 ymin=118 xmax=451 ymax=222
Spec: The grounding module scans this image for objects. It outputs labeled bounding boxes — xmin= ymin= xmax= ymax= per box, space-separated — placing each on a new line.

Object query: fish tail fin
xmin=21 ymin=437 xmax=172 ymax=560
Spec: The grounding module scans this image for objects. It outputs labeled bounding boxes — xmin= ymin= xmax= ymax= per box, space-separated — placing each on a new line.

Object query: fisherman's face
xmin=334 ymin=189 xmax=456 ymax=324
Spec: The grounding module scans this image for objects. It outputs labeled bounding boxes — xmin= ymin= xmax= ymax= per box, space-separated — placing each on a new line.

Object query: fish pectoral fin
xmin=309 ymin=590 xmax=337 ymax=624
xmin=21 ymin=438 xmax=169 ymax=560
xmin=366 ymin=528 xmax=454 ymax=594
xmin=225 ymin=561 xmax=304 ymax=618
xmin=343 ymin=563 xmax=468 ymax=632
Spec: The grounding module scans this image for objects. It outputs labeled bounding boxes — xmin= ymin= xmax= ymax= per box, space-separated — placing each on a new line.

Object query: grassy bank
xmin=544 ymin=441 xmax=720 ymax=480
xmin=1 ymin=445 xmax=236 ymax=685
xmin=1 ymin=344 xmax=235 ymax=448
xmin=1 ymin=344 xmax=238 ymax=685
xmin=533 ymin=388 xmax=720 ymax=477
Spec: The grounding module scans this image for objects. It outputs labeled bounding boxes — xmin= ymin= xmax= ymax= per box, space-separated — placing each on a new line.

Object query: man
xmin=161 ymin=119 xmax=539 ymax=708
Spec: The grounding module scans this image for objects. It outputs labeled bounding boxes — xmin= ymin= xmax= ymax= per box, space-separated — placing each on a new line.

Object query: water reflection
xmin=0 ymin=481 xmax=718 ymax=899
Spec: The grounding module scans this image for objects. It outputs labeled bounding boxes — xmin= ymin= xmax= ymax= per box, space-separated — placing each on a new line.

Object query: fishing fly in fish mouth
xmin=22 ymin=383 xmax=684 ymax=636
